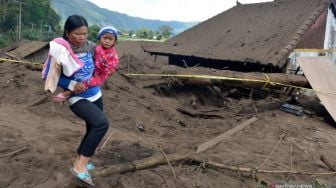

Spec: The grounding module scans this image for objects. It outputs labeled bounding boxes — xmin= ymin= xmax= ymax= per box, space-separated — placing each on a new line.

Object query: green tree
xmin=88 ymin=25 xmax=100 ymax=42
xmin=128 ymin=30 xmax=134 ymax=37
xmin=23 ymin=0 xmax=60 ymax=33
xmin=1 ymin=1 xmax=19 ymax=32
xmin=0 ymin=0 xmax=61 ymax=41
xmin=136 ymin=28 xmax=150 ymax=39
xmin=155 ymin=31 xmax=162 ymax=40
xmin=146 ymin=30 xmax=154 ymax=39
xmin=0 ymin=0 xmax=12 ymax=23
xmin=159 ymin=25 xmax=173 ymax=39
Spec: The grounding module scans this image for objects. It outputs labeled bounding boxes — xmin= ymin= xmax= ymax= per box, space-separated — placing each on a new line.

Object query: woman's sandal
xmin=70 ymin=167 xmax=95 ymax=187
xmin=86 ymin=161 xmax=95 ymax=171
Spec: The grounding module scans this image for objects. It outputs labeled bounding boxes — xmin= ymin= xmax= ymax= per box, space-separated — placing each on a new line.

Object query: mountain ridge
xmin=50 ymin=0 xmax=198 ymax=33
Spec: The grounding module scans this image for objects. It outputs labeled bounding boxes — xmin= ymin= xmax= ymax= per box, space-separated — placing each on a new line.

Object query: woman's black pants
xmin=70 ymin=97 xmax=109 ymax=157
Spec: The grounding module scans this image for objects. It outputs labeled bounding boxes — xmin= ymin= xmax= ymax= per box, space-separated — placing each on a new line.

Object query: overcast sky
xmin=87 ymin=0 xmax=273 ymax=22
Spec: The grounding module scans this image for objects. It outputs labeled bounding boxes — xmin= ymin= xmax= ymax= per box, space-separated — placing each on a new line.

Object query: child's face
xmin=99 ymin=33 xmax=116 ymax=49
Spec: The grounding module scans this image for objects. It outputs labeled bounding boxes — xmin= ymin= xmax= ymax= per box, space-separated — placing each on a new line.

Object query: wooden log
xmin=176 ymin=107 xmax=224 ymax=119
xmin=126 ymin=70 xmax=309 ymax=89
xmin=91 ymin=151 xmax=336 ymax=177
xmin=91 ymin=151 xmax=193 ymax=177
xmin=180 ymin=71 xmax=308 ymax=88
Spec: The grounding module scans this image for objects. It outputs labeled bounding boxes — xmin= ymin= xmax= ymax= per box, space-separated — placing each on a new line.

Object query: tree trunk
xmin=127 ymin=70 xmax=309 ymax=89
xmin=178 ymin=71 xmax=308 ymax=88
xmin=91 ymin=152 xmax=193 ymax=177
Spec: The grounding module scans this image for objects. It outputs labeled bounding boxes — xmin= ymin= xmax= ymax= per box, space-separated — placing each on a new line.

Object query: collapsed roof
xmin=1 ymin=40 xmax=48 ymax=60
xmin=145 ymin=0 xmax=329 ymax=69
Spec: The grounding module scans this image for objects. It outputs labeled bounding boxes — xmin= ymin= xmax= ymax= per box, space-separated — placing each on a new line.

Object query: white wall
xmin=324 ymin=6 xmax=336 ymax=49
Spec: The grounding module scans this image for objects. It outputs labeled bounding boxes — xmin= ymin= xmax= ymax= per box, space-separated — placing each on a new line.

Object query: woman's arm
xmin=58 ymin=76 xmax=78 ymax=91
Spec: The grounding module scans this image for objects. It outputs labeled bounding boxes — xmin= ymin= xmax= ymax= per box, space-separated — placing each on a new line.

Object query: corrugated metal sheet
xmin=296 ymin=6 xmax=328 ymax=49
xmin=145 ymin=0 xmax=328 ymax=68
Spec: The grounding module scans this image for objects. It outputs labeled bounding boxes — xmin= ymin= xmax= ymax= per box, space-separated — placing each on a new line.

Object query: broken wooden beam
xmin=196 ymin=116 xmax=258 ymax=154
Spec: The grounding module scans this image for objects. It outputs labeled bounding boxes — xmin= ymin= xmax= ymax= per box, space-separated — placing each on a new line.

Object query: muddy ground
xmin=1 ymin=41 xmax=336 ymax=188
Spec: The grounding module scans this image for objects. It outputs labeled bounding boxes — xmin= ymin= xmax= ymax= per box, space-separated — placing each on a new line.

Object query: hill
xmin=50 ymin=0 xmax=198 ymax=33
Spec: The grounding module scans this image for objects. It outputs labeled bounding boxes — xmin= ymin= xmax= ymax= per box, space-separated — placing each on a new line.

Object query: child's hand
xmin=73 ymin=83 xmax=86 ymax=94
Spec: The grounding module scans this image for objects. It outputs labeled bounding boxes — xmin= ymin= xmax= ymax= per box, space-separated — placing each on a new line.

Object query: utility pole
xmin=14 ymin=0 xmax=24 ymax=41
xmin=40 ymin=20 xmax=43 ymax=34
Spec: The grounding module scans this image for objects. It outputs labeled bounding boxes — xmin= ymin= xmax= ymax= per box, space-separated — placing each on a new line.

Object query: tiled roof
xmin=145 ymin=0 xmax=328 ymax=68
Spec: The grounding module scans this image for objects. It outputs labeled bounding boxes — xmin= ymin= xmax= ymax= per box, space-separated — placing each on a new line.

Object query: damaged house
xmin=0 ymin=40 xmax=49 ymax=64
xmin=145 ymin=0 xmax=336 ymax=73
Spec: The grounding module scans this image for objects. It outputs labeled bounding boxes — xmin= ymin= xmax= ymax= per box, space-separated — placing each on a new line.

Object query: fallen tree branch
xmin=92 ymin=150 xmax=336 ymax=177
xmin=97 ymin=132 xmax=113 ymax=154
xmin=320 ymin=155 xmax=336 ymax=172
xmin=0 ymin=146 xmax=29 ymax=158
xmin=193 ymin=158 xmax=336 ymax=176
xmin=176 ymin=107 xmax=224 ymax=119
xmin=158 ymin=144 xmax=177 ymax=181
xmin=92 ymin=117 xmax=259 ymax=177
xmin=256 ymin=133 xmax=286 ymax=170
xmin=91 ymin=151 xmax=194 ymax=177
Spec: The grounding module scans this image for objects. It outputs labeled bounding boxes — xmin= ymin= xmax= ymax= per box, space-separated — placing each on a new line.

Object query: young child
xmin=53 ymin=26 xmax=119 ymax=102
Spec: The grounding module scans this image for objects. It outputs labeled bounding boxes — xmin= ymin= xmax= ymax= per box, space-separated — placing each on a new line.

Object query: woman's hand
xmin=73 ymin=83 xmax=86 ymax=94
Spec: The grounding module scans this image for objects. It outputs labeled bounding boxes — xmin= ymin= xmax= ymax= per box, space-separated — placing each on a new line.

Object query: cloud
xmin=87 ymin=0 xmax=272 ymax=22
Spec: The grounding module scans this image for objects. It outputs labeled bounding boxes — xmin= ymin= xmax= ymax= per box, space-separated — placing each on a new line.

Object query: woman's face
xmin=66 ymin=26 xmax=88 ymax=47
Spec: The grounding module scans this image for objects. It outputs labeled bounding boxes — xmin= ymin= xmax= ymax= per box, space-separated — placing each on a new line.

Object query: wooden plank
xmin=297 ymin=56 xmax=336 ymax=122
xmin=196 ymin=116 xmax=258 ymax=154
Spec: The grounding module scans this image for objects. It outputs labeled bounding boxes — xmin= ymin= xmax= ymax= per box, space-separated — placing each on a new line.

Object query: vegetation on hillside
xmin=0 ymin=0 xmax=176 ymax=48
xmin=51 ymin=0 xmax=196 ymax=34
xmin=0 ymin=0 xmax=61 ymax=46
